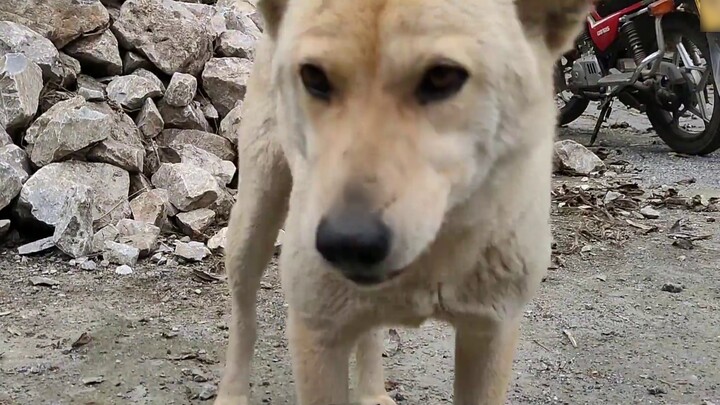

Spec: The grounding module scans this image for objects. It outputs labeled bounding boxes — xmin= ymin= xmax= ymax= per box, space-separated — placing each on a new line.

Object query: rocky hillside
xmin=0 ymin=0 xmax=266 ymax=269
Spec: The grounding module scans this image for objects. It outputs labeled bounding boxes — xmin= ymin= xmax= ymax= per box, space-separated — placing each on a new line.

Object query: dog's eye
xmin=416 ymin=65 xmax=469 ymax=104
xmin=300 ymin=64 xmax=333 ymax=101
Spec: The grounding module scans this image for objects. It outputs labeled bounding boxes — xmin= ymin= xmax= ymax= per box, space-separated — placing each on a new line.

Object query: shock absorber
xmin=620 ymin=21 xmax=647 ymax=65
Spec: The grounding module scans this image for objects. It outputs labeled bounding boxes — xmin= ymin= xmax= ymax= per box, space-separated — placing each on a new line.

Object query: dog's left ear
xmin=257 ymin=0 xmax=288 ymax=39
xmin=515 ymin=0 xmax=592 ymax=56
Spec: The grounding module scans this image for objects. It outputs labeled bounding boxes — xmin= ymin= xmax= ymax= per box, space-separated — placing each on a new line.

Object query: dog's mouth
xmin=343 ymin=267 xmax=405 ymax=287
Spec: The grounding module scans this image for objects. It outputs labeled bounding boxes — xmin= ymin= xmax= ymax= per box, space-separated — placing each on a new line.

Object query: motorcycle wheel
xmin=645 ymin=15 xmax=720 ymax=155
xmin=555 ymin=58 xmax=590 ymax=126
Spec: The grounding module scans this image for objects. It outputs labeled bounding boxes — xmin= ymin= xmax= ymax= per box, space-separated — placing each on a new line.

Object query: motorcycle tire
xmin=645 ymin=14 xmax=720 ymax=156
xmin=558 ymin=96 xmax=590 ymax=126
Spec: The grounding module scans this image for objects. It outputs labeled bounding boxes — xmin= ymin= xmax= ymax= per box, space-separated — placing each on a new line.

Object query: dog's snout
xmin=315 ymin=209 xmax=391 ymax=281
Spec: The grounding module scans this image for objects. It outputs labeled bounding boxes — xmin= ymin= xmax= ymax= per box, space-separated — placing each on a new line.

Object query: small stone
xmin=64 ymin=30 xmax=123 ymax=76
xmin=92 ymin=224 xmax=119 ymax=253
xmin=131 ymin=68 xmax=166 ymax=93
xmin=77 ymin=74 xmax=106 ymax=101
xmin=156 ymin=129 xmax=236 ymax=161
xmin=80 ymin=260 xmax=97 ymax=271
xmin=0 ymin=144 xmax=31 ymax=183
xmin=29 ymin=276 xmax=60 ymax=287
xmin=640 ymin=206 xmax=660 ymax=219
xmin=661 ymin=283 xmax=683 ymax=293
xmin=603 ymin=191 xmax=621 ymax=204
xmin=103 ymin=241 xmax=140 ymax=266
xmin=174 ymin=144 xmax=236 ymax=185
xmin=0 ymin=127 xmax=11 ymax=146
xmin=197 ymin=383 xmax=217 ymax=400
xmin=151 ymin=163 xmax=222 ymax=212
xmin=174 ymin=241 xmax=210 ymax=261
xmin=201 ymin=102 xmax=219 ymax=122
xmin=52 ymin=185 xmax=95 ymax=259
xmin=207 ymin=227 xmax=227 ymax=251
xmin=135 ymin=98 xmax=164 ymax=139
xmin=175 ymin=208 xmax=215 ymax=239
xmin=216 ymin=30 xmax=255 ymax=59
xmin=218 ymin=101 xmax=242 ymax=143
xmin=201 ymin=57 xmax=252 ymax=117
xmin=157 ymin=100 xmax=211 ymax=132
xmin=130 ymin=188 xmax=174 ymax=227
xmin=107 ymin=74 xmax=164 ymax=111
xmin=0 ymin=53 xmax=43 ymax=134
xmin=116 ymin=218 xmax=161 ymax=258
xmin=17 ymin=236 xmax=55 ymax=255
xmin=165 ymin=73 xmax=197 ymax=107
xmin=115 ymin=265 xmax=133 ymax=275
xmin=553 ymin=140 xmax=606 ymax=176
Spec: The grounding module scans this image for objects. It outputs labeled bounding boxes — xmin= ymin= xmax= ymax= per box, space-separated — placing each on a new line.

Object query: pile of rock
xmin=0 ymin=0 xmax=263 ymax=266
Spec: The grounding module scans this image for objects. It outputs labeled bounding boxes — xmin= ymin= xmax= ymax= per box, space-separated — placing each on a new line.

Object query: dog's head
xmin=261 ymin=0 xmax=589 ymax=285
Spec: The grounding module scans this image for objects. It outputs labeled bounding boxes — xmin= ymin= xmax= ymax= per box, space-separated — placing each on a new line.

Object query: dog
xmin=215 ymin=0 xmax=590 ymax=404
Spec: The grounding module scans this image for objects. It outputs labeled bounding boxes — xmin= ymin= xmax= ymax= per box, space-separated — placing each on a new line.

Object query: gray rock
xmin=0 ymin=127 xmax=11 ymax=146
xmin=92 ymin=224 xmax=119 ymax=253
xmin=130 ymin=188 xmax=174 ymax=226
xmin=218 ymin=100 xmax=242 ymax=143
xmin=0 ymin=53 xmax=43 ymax=135
xmin=206 ymin=226 xmax=226 ymax=251
xmin=201 ymin=57 xmax=252 ymax=117
xmin=207 ymin=187 xmax=234 ymax=220
xmin=216 ymin=30 xmax=255 ymax=59
xmin=86 ymin=102 xmax=146 ymax=173
xmin=553 ymin=140 xmax=605 ymax=176
xmin=53 ymin=185 xmax=95 ymax=259
xmin=16 ymin=161 xmax=130 ymax=229
xmin=115 ymin=264 xmax=133 ymax=275
xmin=175 ymin=208 xmax=215 ymax=239
xmin=156 ymin=129 xmax=236 ymax=161
xmin=0 ymin=161 xmax=23 ymax=211
xmin=0 ymin=144 xmax=32 ymax=183
xmin=103 ymin=240 xmax=139 ymax=266
xmin=57 ymin=53 xmax=81 ymax=87
xmin=107 ymin=74 xmax=163 ymax=111
xmin=0 ymin=21 xmax=62 ymax=83
xmin=175 ymin=144 xmax=236 ymax=186
xmin=135 ymin=98 xmax=164 ymax=139
xmin=129 ymin=173 xmax=154 ymax=197
xmin=157 ymin=100 xmax=211 ymax=131
xmin=116 ymin=218 xmax=160 ymax=257
xmin=174 ymin=240 xmax=210 ymax=261
xmin=113 ymin=0 xmax=213 ymax=75
xmin=77 ymin=75 xmax=106 ymax=101
xmin=0 ymin=219 xmax=10 ymax=240
xmin=17 ymin=236 xmax=55 ymax=255
xmin=80 ymin=260 xmax=97 ymax=271
xmin=24 ymin=96 xmax=111 ymax=168
xmin=64 ymin=30 xmax=123 ymax=76
xmin=131 ymin=68 xmax=165 ymax=93
xmin=123 ymin=51 xmax=153 ymax=74
xmin=214 ymin=0 xmax=262 ymax=39
xmin=0 ymin=0 xmax=110 ymax=48
xmin=151 ymin=163 xmax=222 ymax=211
xmin=165 ymin=73 xmax=197 ymax=107
xmin=640 ymin=206 xmax=661 ymax=219
xmin=201 ymin=101 xmax=219 ymax=122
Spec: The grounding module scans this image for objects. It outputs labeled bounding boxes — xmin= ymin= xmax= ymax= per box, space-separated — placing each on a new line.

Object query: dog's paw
xmin=213 ymin=394 xmax=249 ymax=405
xmin=359 ymin=394 xmax=397 ymax=405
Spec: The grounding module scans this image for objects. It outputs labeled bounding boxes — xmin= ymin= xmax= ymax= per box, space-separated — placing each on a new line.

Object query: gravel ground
xmin=1 ymin=104 xmax=719 ymax=405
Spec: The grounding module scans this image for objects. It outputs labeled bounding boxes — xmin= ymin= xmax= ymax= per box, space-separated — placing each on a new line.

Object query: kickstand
xmin=590 ymin=98 xmax=614 ymax=146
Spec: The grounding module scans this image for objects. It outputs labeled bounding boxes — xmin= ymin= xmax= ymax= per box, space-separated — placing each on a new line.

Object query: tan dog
xmin=215 ymin=1 xmax=589 ymax=404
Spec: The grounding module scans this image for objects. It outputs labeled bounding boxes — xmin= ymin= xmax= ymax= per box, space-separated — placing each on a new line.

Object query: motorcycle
xmin=554 ymin=0 xmax=720 ymax=155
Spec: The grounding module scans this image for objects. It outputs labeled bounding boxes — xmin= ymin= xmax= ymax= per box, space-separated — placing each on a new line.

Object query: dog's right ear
xmin=258 ymin=0 xmax=288 ymax=39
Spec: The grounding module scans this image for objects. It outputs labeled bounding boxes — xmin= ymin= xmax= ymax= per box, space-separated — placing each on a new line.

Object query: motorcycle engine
xmin=568 ymin=54 xmax=604 ymax=90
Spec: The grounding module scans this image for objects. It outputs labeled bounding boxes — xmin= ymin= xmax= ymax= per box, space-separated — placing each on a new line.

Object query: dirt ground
xmin=1 ymin=105 xmax=719 ymax=405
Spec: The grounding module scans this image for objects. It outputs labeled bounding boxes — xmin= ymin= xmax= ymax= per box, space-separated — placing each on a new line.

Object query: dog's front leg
xmin=355 ymin=329 xmax=397 ymax=405
xmin=453 ymin=319 xmax=521 ymax=405
xmin=288 ymin=309 xmax=352 ymax=405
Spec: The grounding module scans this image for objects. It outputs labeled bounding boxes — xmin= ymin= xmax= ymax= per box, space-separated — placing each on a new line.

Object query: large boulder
xmin=16 ymin=161 xmax=131 ymax=229
xmin=218 ymin=101 xmax=242 ymax=143
xmin=64 ymin=30 xmax=123 ymax=76
xmin=52 ymin=184 xmax=95 ymax=259
xmin=0 ymin=0 xmax=110 ymax=48
xmin=0 ymin=21 xmax=62 ymax=82
xmin=174 ymin=143 xmax=236 ymax=186
xmin=113 ymin=0 xmax=214 ymax=76
xmin=0 ymin=144 xmax=32 ymax=184
xmin=156 ymin=129 xmax=236 ymax=161
xmin=150 ymin=163 xmax=222 ymax=212
xmin=86 ymin=102 xmax=146 ymax=173
xmin=164 ymin=73 xmax=197 ymax=107
xmin=24 ymin=96 xmax=111 ymax=168
xmin=216 ymin=30 xmax=255 ymax=59
xmin=135 ymin=98 xmax=164 ymax=139
xmin=0 ymin=53 xmax=43 ymax=135
xmin=201 ymin=57 xmax=252 ymax=117
xmin=157 ymin=100 xmax=211 ymax=131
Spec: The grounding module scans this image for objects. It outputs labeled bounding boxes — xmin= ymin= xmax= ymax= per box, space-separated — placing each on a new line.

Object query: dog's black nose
xmin=315 ymin=210 xmax=391 ymax=276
